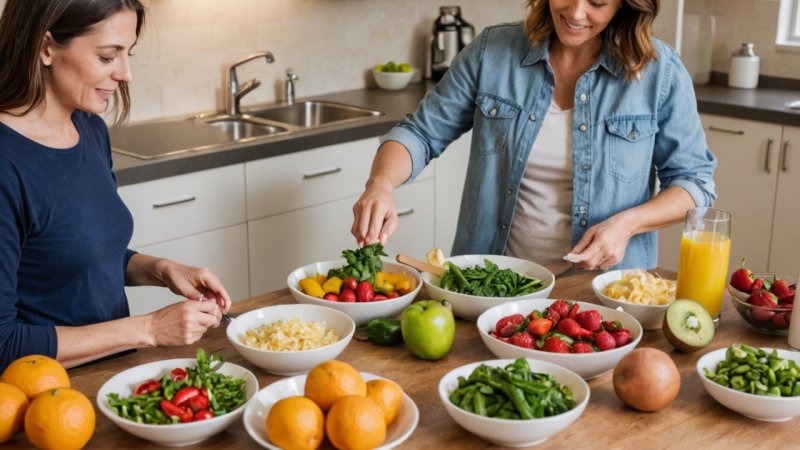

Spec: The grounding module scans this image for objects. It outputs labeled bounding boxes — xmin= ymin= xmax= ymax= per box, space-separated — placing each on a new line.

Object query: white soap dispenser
xmin=728 ymin=43 xmax=760 ymax=89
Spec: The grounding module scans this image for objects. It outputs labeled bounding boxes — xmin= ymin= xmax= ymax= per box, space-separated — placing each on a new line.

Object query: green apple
xmin=400 ymin=299 xmax=455 ymax=360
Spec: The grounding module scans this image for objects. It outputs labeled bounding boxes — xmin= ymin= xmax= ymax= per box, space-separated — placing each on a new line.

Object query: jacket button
xmin=501 ymin=223 xmax=507 ymax=230
xmin=580 ymin=219 xmax=587 ymax=227
xmin=507 ymin=188 xmax=513 ymax=195
xmin=629 ymin=131 xmax=638 ymax=140
xmin=579 ymin=124 xmax=588 ymax=132
xmin=529 ymin=114 xmax=536 ymax=122
xmin=579 ymin=93 xmax=587 ymax=102
xmin=582 ymin=163 xmax=591 ymax=171
xmin=490 ymin=108 xmax=498 ymax=116
xmin=578 ymin=205 xmax=586 ymax=212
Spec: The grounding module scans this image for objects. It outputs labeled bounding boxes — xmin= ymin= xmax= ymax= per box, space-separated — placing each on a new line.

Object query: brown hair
xmin=524 ymin=0 xmax=659 ymax=82
xmin=0 ymin=0 xmax=146 ymax=124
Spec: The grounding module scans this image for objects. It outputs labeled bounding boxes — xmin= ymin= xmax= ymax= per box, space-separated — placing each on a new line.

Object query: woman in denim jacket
xmin=352 ymin=0 xmax=716 ymax=270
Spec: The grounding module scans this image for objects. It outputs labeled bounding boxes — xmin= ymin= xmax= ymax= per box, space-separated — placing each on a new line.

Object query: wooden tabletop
xmin=18 ymin=269 xmax=800 ymax=449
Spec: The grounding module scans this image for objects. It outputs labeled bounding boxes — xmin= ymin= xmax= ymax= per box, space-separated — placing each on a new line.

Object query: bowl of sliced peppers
xmin=96 ymin=349 xmax=258 ymax=447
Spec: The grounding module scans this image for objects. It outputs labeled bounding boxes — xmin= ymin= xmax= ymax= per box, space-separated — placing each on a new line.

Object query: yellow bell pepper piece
xmin=313 ymin=273 xmax=327 ymax=286
xmin=299 ymin=277 xmax=325 ymax=298
xmin=322 ymin=276 xmax=343 ymax=294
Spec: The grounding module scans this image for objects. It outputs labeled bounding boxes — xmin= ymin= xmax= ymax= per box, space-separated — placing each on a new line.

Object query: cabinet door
xmin=248 ymin=179 xmax=434 ymax=295
xmin=125 ymin=224 xmax=250 ymax=316
xmin=434 ymin=131 xmax=471 ymax=253
xmin=769 ymin=125 xmax=800 ymax=274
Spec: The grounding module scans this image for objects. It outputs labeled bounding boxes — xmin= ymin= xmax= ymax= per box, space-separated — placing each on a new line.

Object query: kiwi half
xmin=662 ymin=299 xmax=715 ymax=353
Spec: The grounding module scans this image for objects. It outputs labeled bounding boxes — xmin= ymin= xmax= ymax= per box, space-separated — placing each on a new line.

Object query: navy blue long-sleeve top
xmin=0 ymin=111 xmax=135 ymax=371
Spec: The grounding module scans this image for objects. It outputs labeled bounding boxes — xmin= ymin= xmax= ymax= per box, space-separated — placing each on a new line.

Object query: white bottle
xmin=728 ymin=43 xmax=760 ymax=89
xmin=788 ymin=273 xmax=800 ymax=350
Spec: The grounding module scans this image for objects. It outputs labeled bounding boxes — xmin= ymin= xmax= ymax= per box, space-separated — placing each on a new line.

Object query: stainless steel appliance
xmin=428 ymin=6 xmax=474 ymax=80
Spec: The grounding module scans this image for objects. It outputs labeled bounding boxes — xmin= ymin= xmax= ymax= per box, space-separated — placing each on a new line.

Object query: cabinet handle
xmin=765 ymin=138 xmax=774 ymax=173
xmin=781 ymin=141 xmax=791 ymax=172
xmin=397 ymin=207 xmax=415 ymax=217
xmin=708 ymin=126 xmax=745 ymax=135
xmin=152 ymin=195 xmax=196 ymax=208
xmin=302 ymin=167 xmax=342 ymax=179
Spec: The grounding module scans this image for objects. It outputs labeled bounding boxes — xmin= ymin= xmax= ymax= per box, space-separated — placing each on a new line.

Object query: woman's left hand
xmin=568 ymin=216 xmax=634 ymax=270
xmin=159 ymin=261 xmax=231 ymax=313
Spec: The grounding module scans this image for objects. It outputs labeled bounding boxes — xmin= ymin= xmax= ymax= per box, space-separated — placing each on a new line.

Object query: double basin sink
xmin=111 ymin=101 xmax=384 ymax=160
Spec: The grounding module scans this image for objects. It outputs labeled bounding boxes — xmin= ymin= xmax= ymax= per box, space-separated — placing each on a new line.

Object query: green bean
xmin=705 ymin=344 xmax=800 ymax=397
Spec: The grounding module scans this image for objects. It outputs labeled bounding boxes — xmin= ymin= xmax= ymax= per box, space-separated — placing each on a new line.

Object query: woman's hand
xmin=144 ymin=300 xmax=222 ymax=347
xmin=569 ymin=215 xmax=634 ymax=270
xmin=158 ymin=260 xmax=231 ymax=313
xmin=352 ymin=177 xmax=397 ymax=246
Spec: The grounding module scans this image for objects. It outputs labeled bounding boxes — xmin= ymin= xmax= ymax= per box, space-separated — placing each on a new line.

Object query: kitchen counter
xmin=112 ymin=81 xmax=800 ymax=187
xmin=43 ymin=269 xmax=800 ymax=449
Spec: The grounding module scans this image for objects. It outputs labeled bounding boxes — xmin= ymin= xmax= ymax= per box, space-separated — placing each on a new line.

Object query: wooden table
xmin=22 ymin=270 xmax=800 ymax=449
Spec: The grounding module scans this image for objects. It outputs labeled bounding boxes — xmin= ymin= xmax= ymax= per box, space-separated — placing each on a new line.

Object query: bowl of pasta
xmin=226 ymin=304 xmax=355 ymax=376
xmin=591 ymin=269 xmax=677 ymax=330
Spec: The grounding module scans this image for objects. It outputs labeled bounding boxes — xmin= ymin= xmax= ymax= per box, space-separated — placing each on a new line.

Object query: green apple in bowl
xmin=400 ymin=300 xmax=455 ymax=360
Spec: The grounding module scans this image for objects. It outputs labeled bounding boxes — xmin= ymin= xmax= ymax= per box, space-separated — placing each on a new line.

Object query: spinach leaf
xmin=439 ymin=259 xmax=545 ymax=297
xmin=326 ymin=243 xmax=388 ymax=284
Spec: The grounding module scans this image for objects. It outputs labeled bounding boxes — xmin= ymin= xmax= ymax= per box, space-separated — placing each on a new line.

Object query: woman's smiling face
xmin=549 ymin=0 xmax=622 ymax=50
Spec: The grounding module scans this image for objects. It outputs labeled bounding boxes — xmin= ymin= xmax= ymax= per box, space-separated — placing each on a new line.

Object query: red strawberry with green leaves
xmin=542 ymin=336 xmax=570 ymax=353
xmin=576 ymin=310 xmax=602 ymax=331
xmin=571 ymin=342 xmax=594 ymax=353
xmin=549 ymin=299 xmax=571 ymax=319
xmin=748 ymin=289 xmax=778 ymax=322
xmin=567 ymin=303 xmax=581 ymax=320
xmin=509 ymin=332 xmax=535 ymax=349
xmin=729 ymin=258 xmax=754 ymax=293
xmin=610 ymin=329 xmax=632 ymax=347
xmin=495 ymin=314 xmax=525 ymax=337
xmin=751 ymin=278 xmax=765 ymax=293
xmin=594 ymin=330 xmax=617 ymax=351
xmin=771 ymin=278 xmax=793 ymax=299
xmin=527 ymin=318 xmax=553 ymax=337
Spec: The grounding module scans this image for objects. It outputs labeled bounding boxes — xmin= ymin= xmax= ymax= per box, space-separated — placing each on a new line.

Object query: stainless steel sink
xmin=204 ymin=117 xmax=289 ymax=140
xmin=246 ymin=101 xmax=383 ymax=128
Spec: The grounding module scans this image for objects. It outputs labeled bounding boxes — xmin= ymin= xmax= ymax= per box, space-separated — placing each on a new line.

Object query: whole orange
xmin=325 ymin=395 xmax=386 ymax=450
xmin=304 ymin=360 xmax=366 ymax=412
xmin=1 ymin=355 xmax=70 ymax=400
xmin=365 ymin=379 xmax=403 ymax=426
xmin=266 ymin=396 xmax=324 ymax=450
xmin=0 ymin=382 xmax=29 ymax=443
xmin=24 ymin=387 xmax=95 ymax=450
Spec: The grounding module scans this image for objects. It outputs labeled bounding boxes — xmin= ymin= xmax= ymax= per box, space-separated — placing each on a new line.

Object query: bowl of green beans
xmin=438 ymin=357 xmax=589 ymax=447
xmin=698 ymin=344 xmax=800 ymax=422
xmin=421 ymin=255 xmax=555 ymax=320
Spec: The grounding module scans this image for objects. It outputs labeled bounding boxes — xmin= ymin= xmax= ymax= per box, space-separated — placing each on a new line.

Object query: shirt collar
xmin=522 ymin=31 xmax=625 ymax=78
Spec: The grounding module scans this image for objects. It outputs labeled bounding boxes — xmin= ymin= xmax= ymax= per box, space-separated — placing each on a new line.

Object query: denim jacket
xmin=382 ymin=22 xmax=716 ymax=269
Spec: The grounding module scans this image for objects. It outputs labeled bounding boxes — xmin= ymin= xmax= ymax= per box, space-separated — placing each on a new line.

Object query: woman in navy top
xmin=0 ymin=0 xmax=231 ymax=371
xmin=351 ymin=0 xmax=716 ymax=270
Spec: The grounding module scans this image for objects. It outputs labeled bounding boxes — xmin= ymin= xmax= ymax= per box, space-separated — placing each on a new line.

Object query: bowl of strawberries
xmin=728 ymin=260 xmax=796 ymax=335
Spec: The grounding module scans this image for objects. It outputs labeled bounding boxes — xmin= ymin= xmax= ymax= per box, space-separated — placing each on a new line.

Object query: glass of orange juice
xmin=675 ymin=207 xmax=731 ymax=321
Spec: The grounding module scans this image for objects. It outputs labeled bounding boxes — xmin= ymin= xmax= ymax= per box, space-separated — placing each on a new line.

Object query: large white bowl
xmin=373 ymin=69 xmax=415 ymax=90
xmin=226 ymin=304 xmax=355 ymax=376
xmin=244 ymin=372 xmax=419 ymax=449
xmin=422 ymin=255 xmax=555 ymax=320
xmin=438 ymin=358 xmax=589 ymax=447
xmin=591 ymin=270 xmax=674 ymax=330
xmin=476 ymin=299 xmax=643 ymax=379
xmin=287 ymin=259 xmax=421 ymax=326
xmin=97 ymin=358 xmax=258 ymax=447
xmin=697 ymin=347 xmax=800 ymax=422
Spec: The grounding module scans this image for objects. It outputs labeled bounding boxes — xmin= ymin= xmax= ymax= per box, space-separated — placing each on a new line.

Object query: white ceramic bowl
xmin=287 ymin=259 xmax=421 ymax=326
xmin=97 ymin=358 xmax=258 ymax=447
xmin=373 ymin=69 xmax=415 ymax=90
xmin=697 ymin=347 xmax=800 ymax=422
xmin=591 ymin=270 xmax=674 ymax=330
xmin=244 ymin=372 xmax=419 ymax=449
xmin=438 ymin=358 xmax=589 ymax=447
xmin=476 ymin=299 xmax=643 ymax=379
xmin=226 ymin=304 xmax=355 ymax=376
xmin=422 ymin=255 xmax=555 ymax=320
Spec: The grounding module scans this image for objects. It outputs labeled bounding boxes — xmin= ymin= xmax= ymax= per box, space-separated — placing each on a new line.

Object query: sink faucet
xmin=285 ymin=69 xmax=299 ymax=105
xmin=228 ymin=51 xmax=275 ymax=116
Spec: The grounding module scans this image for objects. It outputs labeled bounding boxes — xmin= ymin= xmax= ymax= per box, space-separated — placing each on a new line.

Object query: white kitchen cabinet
xmin=434 ymin=131 xmax=471 ymax=253
xmin=768 ymin=125 xmax=800 ymax=275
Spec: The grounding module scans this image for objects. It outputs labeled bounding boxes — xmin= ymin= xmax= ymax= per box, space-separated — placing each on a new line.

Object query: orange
xmin=325 ymin=395 xmax=386 ymax=450
xmin=1 ymin=355 xmax=70 ymax=400
xmin=0 ymin=382 xmax=29 ymax=443
xmin=24 ymin=387 xmax=95 ymax=450
xmin=304 ymin=360 xmax=366 ymax=412
xmin=266 ymin=396 xmax=324 ymax=450
xmin=365 ymin=379 xmax=403 ymax=426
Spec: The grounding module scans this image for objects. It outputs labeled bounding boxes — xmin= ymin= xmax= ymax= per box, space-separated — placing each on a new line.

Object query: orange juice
xmin=675 ymin=230 xmax=731 ymax=317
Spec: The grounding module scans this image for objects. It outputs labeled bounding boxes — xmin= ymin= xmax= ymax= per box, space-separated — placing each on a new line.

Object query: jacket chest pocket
xmin=605 ymin=116 xmax=658 ymax=184
xmin=473 ymin=93 xmax=520 ymax=157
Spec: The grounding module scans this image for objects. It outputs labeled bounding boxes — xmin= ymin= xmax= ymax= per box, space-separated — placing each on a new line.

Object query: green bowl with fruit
xmin=373 ymin=60 xmax=415 ymax=90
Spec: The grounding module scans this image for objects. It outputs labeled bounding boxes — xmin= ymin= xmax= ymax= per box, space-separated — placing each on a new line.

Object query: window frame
xmin=777 ymin=0 xmax=800 ymax=50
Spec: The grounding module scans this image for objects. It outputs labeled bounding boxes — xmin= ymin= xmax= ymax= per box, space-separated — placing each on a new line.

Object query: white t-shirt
xmin=505 ymin=100 xmax=574 ymax=263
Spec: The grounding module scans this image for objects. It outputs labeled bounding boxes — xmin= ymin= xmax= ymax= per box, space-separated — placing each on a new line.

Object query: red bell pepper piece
xmin=170 ymin=367 xmax=188 ymax=382
xmin=187 ymin=394 xmax=209 ymax=412
xmin=172 ymin=386 xmax=201 ymax=406
xmin=134 ymin=379 xmax=161 ymax=396
xmin=160 ymin=399 xmax=194 ymax=423
xmin=193 ymin=409 xmax=215 ymax=421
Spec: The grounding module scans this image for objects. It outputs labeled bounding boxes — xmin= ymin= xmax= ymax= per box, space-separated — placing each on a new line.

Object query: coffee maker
xmin=428 ymin=6 xmax=475 ymax=80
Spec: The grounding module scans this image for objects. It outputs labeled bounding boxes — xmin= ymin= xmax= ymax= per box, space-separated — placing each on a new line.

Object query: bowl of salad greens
xmin=438 ymin=357 xmax=589 ymax=447
xmin=96 ymin=349 xmax=258 ymax=447
xmin=422 ymin=255 xmax=555 ymax=320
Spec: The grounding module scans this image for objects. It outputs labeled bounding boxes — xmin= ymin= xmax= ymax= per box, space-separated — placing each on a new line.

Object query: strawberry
xmin=509 ymin=332 xmax=535 ymax=349
xmin=557 ymin=318 xmax=582 ymax=338
xmin=542 ymin=337 xmax=570 ymax=353
xmin=549 ymin=299 xmax=571 ymax=319
xmin=355 ymin=281 xmax=375 ymax=302
xmin=338 ymin=289 xmax=356 ymax=302
xmin=495 ymin=314 xmax=525 ymax=337
xmin=342 ymin=277 xmax=358 ymax=292
xmin=594 ymin=330 xmax=617 ymax=351
xmin=771 ymin=279 xmax=793 ymax=299
xmin=576 ymin=310 xmax=602 ymax=331
xmin=546 ymin=309 xmax=561 ymax=323
xmin=528 ymin=309 xmax=543 ymax=321
xmin=611 ymin=329 xmax=632 ymax=347
xmin=567 ymin=303 xmax=581 ymax=320
xmin=527 ymin=318 xmax=553 ymax=337
xmin=778 ymin=289 xmax=796 ymax=305
xmin=601 ymin=320 xmax=622 ymax=332
xmin=748 ymin=289 xmax=777 ymax=308
xmin=387 ymin=291 xmax=399 ymax=299
xmin=571 ymin=342 xmax=594 ymax=353
xmin=772 ymin=312 xmax=791 ymax=330
xmin=729 ymin=258 xmax=754 ymax=293
xmin=751 ymin=278 xmax=765 ymax=293
xmin=373 ymin=294 xmax=389 ymax=301
xmin=323 ymin=293 xmax=339 ymax=301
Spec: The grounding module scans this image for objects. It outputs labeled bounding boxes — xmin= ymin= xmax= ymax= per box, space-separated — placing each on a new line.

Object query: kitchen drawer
xmin=119 ymin=164 xmax=246 ymax=247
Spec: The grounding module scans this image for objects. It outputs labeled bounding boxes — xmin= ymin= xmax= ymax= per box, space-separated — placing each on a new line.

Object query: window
xmin=777 ymin=0 xmax=800 ymax=48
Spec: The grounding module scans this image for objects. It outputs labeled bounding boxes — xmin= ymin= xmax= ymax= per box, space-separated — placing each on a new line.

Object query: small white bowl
xmin=373 ymin=69 xmax=415 ymax=90
xmin=438 ymin=358 xmax=589 ymax=447
xmin=243 ymin=372 xmax=419 ymax=449
xmin=287 ymin=259 xmax=421 ymax=326
xmin=422 ymin=255 xmax=555 ymax=320
xmin=476 ymin=299 xmax=643 ymax=379
xmin=697 ymin=347 xmax=800 ymax=422
xmin=591 ymin=270 xmax=673 ymax=330
xmin=97 ymin=358 xmax=258 ymax=447
xmin=226 ymin=304 xmax=355 ymax=376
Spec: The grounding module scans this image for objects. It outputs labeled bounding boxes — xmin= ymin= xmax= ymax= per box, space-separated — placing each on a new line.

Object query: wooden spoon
xmin=396 ymin=254 xmax=444 ymax=277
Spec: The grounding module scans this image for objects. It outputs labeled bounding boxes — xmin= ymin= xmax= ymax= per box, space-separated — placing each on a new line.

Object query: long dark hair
xmin=524 ymin=0 xmax=659 ymax=82
xmin=0 ymin=0 xmax=146 ymax=123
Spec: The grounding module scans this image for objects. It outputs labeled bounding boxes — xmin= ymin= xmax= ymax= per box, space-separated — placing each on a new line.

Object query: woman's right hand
xmin=351 ymin=177 xmax=397 ymax=246
xmin=145 ymin=300 xmax=221 ymax=347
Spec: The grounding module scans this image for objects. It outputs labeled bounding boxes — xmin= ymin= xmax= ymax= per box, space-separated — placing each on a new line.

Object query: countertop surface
xmin=111 ymin=81 xmax=800 ymax=187
xmin=37 ymin=269 xmax=800 ymax=449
